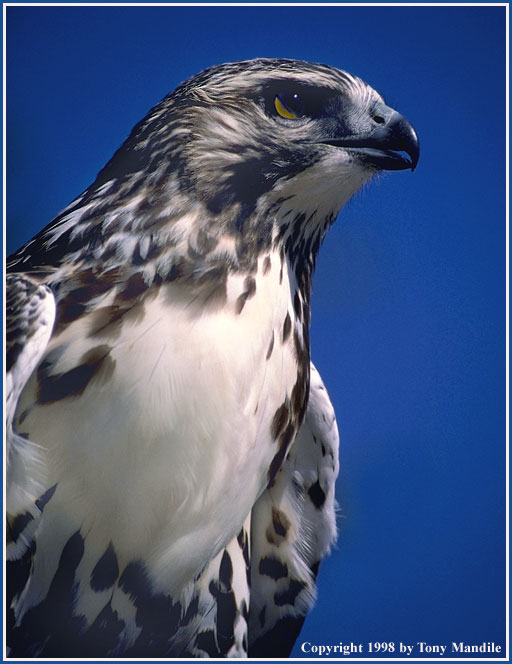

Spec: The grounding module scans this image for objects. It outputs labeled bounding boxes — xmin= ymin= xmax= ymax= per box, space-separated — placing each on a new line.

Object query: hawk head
xmin=9 ymin=58 xmax=419 ymax=294
xmin=96 ymin=57 xmax=418 ymax=220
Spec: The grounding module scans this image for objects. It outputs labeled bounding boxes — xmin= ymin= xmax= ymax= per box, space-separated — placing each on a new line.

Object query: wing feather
xmin=6 ymin=273 xmax=55 ymax=556
xmin=248 ymin=362 xmax=339 ymax=656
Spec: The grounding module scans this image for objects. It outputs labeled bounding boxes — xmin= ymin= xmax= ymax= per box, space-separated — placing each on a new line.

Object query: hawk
xmin=6 ymin=58 xmax=419 ymax=657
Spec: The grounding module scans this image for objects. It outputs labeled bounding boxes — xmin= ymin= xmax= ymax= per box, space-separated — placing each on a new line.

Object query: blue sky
xmin=6 ymin=4 xmax=507 ymax=659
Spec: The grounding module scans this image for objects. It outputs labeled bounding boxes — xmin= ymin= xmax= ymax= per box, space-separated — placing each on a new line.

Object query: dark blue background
xmin=6 ymin=5 xmax=507 ymax=659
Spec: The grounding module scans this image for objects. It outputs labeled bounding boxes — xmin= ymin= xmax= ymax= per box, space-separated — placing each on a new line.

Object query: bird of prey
xmin=6 ymin=58 xmax=419 ymax=658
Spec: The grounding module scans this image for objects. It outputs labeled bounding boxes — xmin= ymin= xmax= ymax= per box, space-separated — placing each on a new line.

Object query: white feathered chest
xmin=16 ymin=247 xmax=304 ymax=605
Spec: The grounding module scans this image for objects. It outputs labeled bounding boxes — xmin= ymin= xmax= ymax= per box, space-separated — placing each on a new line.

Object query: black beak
xmin=322 ymin=104 xmax=420 ymax=172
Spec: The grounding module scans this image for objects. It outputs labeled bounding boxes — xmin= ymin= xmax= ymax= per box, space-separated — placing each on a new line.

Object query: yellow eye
xmin=274 ymin=94 xmax=299 ymax=120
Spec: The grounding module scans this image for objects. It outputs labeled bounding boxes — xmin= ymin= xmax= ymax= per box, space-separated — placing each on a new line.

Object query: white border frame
xmin=2 ymin=3 xmax=509 ymax=661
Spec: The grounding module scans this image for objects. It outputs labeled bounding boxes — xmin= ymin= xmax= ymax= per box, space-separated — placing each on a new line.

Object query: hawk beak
xmin=322 ymin=104 xmax=420 ymax=172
